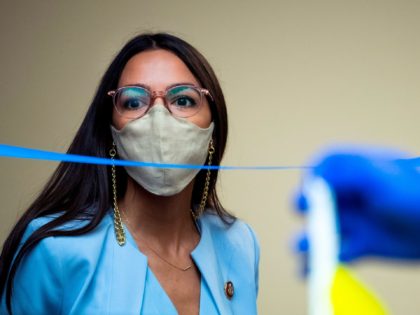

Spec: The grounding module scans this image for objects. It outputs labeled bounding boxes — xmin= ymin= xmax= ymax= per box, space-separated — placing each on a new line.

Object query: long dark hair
xmin=0 ymin=32 xmax=233 ymax=313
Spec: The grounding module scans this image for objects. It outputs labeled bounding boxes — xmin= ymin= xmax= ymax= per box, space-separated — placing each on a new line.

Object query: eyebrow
xmin=126 ymin=83 xmax=151 ymax=89
xmin=166 ymin=82 xmax=199 ymax=89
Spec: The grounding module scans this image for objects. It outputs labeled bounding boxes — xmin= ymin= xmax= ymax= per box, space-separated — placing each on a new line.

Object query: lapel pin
xmin=224 ymin=281 xmax=234 ymax=300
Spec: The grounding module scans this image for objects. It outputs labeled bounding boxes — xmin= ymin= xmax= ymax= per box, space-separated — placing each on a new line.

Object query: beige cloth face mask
xmin=111 ymin=105 xmax=214 ymax=196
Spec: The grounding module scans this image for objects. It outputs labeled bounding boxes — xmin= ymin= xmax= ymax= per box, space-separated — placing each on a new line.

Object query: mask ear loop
xmin=110 ymin=143 xmax=126 ymax=246
xmin=192 ymin=139 xmax=215 ymax=220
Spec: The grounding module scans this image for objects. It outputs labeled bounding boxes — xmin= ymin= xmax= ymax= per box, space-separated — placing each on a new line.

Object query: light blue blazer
xmin=1 ymin=211 xmax=259 ymax=315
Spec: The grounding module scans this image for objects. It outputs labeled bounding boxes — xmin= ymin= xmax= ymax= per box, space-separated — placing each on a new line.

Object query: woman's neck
xmin=119 ymin=177 xmax=199 ymax=252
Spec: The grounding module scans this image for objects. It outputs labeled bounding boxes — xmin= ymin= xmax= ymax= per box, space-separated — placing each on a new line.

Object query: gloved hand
xmin=294 ymin=146 xmax=420 ymax=265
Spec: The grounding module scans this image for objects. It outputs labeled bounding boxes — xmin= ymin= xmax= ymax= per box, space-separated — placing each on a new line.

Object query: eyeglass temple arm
xmin=201 ymin=89 xmax=214 ymax=101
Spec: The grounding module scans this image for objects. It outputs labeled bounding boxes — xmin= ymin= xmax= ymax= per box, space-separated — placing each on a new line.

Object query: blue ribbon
xmin=0 ymin=144 xmax=313 ymax=171
xmin=1 ymin=144 xmax=419 ymax=170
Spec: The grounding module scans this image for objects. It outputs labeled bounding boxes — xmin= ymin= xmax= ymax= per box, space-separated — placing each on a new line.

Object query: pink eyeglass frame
xmin=107 ymin=84 xmax=214 ymax=106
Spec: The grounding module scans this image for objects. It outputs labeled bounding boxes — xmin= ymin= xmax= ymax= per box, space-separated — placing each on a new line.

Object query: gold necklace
xmin=121 ymin=210 xmax=194 ymax=272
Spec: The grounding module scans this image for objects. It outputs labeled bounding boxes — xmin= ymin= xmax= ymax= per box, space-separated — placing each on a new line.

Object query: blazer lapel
xmin=191 ymin=217 xmax=233 ymax=315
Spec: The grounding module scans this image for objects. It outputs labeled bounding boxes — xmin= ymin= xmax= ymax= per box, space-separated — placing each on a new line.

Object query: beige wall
xmin=1 ymin=1 xmax=420 ymax=314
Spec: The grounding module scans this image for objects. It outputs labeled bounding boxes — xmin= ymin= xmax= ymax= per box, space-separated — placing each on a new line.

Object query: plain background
xmin=1 ymin=1 xmax=420 ymax=314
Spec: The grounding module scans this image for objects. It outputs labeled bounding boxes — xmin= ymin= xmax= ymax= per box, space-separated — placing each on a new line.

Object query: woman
xmin=0 ymin=33 xmax=259 ymax=315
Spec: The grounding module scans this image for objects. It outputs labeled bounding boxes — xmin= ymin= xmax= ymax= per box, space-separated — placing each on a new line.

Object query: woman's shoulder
xmin=17 ymin=212 xmax=116 ymax=286
xmin=21 ymin=211 xmax=114 ymax=255
xmin=9 ymin=212 xmax=119 ymax=315
xmin=200 ymin=212 xmax=259 ymax=253
xmin=200 ymin=211 xmax=257 ymax=235
xmin=26 ymin=211 xmax=112 ymax=232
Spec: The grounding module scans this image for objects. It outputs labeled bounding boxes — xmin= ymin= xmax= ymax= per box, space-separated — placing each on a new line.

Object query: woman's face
xmin=112 ymin=49 xmax=212 ymax=130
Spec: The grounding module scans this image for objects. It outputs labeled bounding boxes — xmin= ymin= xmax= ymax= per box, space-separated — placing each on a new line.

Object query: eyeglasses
xmin=107 ymin=84 xmax=213 ymax=119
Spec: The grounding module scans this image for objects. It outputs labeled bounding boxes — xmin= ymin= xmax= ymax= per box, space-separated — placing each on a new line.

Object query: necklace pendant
xmin=181 ymin=264 xmax=193 ymax=272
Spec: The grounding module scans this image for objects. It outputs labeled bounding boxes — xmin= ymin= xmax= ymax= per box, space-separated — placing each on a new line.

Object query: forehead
xmin=118 ymin=49 xmax=200 ymax=89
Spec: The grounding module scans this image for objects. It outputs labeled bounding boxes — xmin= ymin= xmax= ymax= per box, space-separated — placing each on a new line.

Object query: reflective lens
xmin=114 ymin=86 xmax=150 ymax=119
xmin=166 ymin=85 xmax=203 ymax=118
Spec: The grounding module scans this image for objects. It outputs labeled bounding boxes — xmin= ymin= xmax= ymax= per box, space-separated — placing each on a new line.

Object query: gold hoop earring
xmin=192 ymin=139 xmax=215 ymax=220
xmin=110 ymin=143 xmax=126 ymax=246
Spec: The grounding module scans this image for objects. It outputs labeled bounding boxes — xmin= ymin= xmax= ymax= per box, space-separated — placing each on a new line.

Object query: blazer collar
xmin=191 ymin=215 xmax=234 ymax=315
xmin=107 ymin=212 xmax=234 ymax=315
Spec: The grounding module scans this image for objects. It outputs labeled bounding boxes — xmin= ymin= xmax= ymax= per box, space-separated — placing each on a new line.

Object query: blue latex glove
xmin=294 ymin=146 xmax=420 ymax=264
